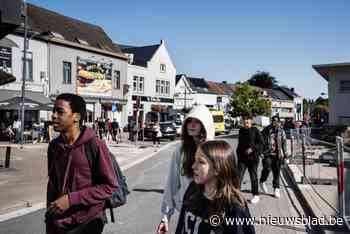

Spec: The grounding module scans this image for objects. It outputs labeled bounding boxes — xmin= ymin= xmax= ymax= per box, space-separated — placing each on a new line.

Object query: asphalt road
xmin=0 ymin=136 xmax=311 ymax=234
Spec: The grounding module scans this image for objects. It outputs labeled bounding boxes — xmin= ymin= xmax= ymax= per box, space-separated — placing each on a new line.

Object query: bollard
xmin=336 ymin=136 xmax=345 ymax=219
xmin=301 ymin=134 xmax=306 ymax=183
xmin=5 ymin=146 xmax=11 ymax=168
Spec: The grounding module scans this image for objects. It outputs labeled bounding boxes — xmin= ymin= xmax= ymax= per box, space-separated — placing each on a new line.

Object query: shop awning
xmin=0 ymin=37 xmax=19 ymax=48
xmin=0 ymin=90 xmax=51 ymax=104
xmin=0 ymin=70 xmax=16 ymax=85
xmin=0 ymin=96 xmax=46 ymax=110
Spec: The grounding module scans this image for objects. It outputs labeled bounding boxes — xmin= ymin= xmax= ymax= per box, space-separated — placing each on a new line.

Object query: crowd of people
xmin=44 ymin=93 xmax=291 ymax=234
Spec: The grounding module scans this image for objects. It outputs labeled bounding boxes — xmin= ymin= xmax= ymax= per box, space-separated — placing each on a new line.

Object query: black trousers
xmin=238 ymin=161 xmax=259 ymax=195
xmin=260 ymin=155 xmax=281 ymax=189
xmin=153 ymin=132 xmax=160 ymax=144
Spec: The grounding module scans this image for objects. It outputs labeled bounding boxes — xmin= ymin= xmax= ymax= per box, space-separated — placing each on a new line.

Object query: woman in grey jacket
xmin=156 ymin=105 xmax=215 ymax=233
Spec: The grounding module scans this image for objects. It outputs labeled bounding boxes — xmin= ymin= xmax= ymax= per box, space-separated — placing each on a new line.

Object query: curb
xmin=0 ymin=141 xmax=179 ymax=223
xmin=283 ymin=164 xmax=325 ymax=234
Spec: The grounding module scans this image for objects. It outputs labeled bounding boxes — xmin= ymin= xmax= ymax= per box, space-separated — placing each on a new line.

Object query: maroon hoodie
xmin=46 ymin=127 xmax=117 ymax=233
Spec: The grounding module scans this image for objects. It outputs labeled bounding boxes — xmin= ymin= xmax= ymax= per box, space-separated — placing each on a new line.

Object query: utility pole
xmin=20 ymin=0 xmax=28 ymax=146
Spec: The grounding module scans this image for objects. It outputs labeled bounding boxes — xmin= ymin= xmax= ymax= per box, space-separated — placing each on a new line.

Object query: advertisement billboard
xmin=77 ymin=57 xmax=112 ymax=97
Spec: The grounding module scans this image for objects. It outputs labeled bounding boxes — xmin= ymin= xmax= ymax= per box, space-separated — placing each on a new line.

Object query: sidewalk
xmin=0 ymin=137 xmax=176 ymax=219
xmin=286 ymin=145 xmax=350 ymax=233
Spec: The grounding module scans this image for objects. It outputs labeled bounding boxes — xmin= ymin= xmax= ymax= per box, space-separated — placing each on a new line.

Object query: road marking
xmin=0 ymin=141 xmax=179 ymax=223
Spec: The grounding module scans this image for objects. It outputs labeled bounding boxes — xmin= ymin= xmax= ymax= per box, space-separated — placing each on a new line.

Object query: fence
xmin=290 ymin=129 xmax=350 ymax=229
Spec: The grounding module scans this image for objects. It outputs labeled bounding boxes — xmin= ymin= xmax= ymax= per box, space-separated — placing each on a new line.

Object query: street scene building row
xmin=0 ymin=3 xmax=304 ymax=133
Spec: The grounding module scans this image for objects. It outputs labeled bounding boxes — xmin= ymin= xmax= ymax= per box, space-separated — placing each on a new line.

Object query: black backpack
xmin=84 ymin=138 xmax=130 ymax=222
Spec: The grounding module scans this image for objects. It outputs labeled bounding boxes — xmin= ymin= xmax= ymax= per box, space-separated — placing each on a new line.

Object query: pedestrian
xmin=45 ymin=93 xmax=117 ymax=234
xmin=236 ymin=115 xmax=264 ymax=204
xmin=12 ymin=118 xmax=21 ymax=143
xmin=156 ymin=105 xmax=215 ymax=234
xmin=259 ymin=115 xmax=288 ymax=198
xmin=175 ymin=140 xmax=255 ymax=234
xmin=111 ymin=119 xmax=120 ymax=143
xmin=153 ymin=121 xmax=161 ymax=147
xmin=98 ymin=118 xmax=105 ymax=140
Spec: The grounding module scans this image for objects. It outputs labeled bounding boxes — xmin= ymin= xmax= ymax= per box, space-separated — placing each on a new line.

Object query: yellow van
xmin=210 ymin=110 xmax=225 ymax=134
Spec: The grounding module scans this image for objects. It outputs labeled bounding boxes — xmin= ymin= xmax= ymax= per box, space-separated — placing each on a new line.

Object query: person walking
xmin=236 ymin=115 xmax=264 ymax=204
xmin=156 ymin=105 xmax=215 ymax=234
xmin=259 ymin=115 xmax=288 ymax=198
xmin=12 ymin=118 xmax=21 ymax=143
xmin=45 ymin=93 xmax=117 ymax=234
xmin=153 ymin=121 xmax=162 ymax=147
xmin=111 ymin=119 xmax=120 ymax=143
xmin=175 ymin=140 xmax=255 ymax=234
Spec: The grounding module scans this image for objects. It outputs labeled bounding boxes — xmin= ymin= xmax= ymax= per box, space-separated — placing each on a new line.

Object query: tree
xmin=248 ymin=71 xmax=278 ymax=88
xmin=229 ymin=82 xmax=271 ymax=117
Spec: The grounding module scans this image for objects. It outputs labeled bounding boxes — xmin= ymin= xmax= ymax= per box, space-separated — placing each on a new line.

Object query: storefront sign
xmin=76 ymin=57 xmax=112 ymax=97
xmin=0 ymin=47 xmax=12 ymax=73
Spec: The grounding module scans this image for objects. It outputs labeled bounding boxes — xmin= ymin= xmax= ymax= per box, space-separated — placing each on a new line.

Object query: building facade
xmin=174 ymin=74 xmax=217 ymax=110
xmin=121 ymin=40 xmax=176 ymax=123
xmin=0 ymin=3 xmax=130 ymax=127
xmin=313 ymin=63 xmax=350 ymax=125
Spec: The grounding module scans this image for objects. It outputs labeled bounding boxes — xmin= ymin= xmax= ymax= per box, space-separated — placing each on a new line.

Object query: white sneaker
xmin=250 ymin=195 xmax=260 ymax=204
xmin=260 ymin=182 xmax=268 ymax=194
xmin=274 ymin=188 xmax=280 ymax=198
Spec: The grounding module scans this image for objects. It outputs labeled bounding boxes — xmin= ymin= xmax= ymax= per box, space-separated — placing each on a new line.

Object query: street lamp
xmin=20 ymin=0 xmax=28 ymax=146
xmin=20 ymin=0 xmax=49 ymax=145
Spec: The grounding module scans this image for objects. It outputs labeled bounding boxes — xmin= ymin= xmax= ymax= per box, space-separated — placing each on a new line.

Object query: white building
xmin=313 ymin=63 xmax=350 ymax=125
xmin=120 ymin=40 xmax=176 ymax=123
xmin=174 ymin=74 xmax=217 ymax=110
xmin=0 ymin=3 xmax=130 ymax=127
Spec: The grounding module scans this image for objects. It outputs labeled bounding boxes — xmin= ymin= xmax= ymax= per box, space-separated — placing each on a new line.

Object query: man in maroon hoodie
xmin=45 ymin=93 xmax=117 ymax=234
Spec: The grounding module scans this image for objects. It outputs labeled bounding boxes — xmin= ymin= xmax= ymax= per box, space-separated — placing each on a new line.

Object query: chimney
xmin=291 ymin=87 xmax=295 ymax=92
xmin=160 ymin=39 xmax=165 ymax=45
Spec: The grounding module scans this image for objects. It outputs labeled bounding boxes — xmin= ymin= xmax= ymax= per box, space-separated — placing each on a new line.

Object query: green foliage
xmin=229 ymin=82 xmax=271 ymax=117
xmin=248 ymin=71 xmax=278 ymax=88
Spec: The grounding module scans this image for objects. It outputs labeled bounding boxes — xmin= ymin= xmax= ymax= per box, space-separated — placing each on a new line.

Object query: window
xmin=160 ymin=64 xmax=166 ymax=73
xmin=133 ymin=76 xmax=144 ymax=93
xmin=340 ymin=80 xmax=350 ymax=92
xmin=63 ymin=61 xmax=71 ymax=84
xmin=156 ymin=80 xmax=160 ymax=93
xmin=165 ymin=81 xmax=170 ymax=95
xmin=156 ymin=80 xmax=170 ymax=96
xmin=113 ymin=70 xmax=120 ymax=89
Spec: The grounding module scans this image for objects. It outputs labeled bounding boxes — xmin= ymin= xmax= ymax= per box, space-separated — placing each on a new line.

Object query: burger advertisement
xmin=77 ymin=57 xmax=112 ymax=97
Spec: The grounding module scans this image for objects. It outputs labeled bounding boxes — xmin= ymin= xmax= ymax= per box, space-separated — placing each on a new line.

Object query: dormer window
xmin=50 ymin=31 xmax=65 ymax=40
xmin=76 ymin=38 xmax=89 ymax=46
xmin=160 ymin=64 xmax=166 ymax=73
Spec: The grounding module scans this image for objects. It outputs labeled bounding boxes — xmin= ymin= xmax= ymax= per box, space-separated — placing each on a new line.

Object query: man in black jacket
xmin=236 ymin=115 xmax=264 ymax=204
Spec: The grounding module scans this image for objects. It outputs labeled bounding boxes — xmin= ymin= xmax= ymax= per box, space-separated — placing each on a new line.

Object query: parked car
xmin=159 ymin=122 xmax=177 ymax=140
xmin=174 ymin=119 xmax=182 ymax=136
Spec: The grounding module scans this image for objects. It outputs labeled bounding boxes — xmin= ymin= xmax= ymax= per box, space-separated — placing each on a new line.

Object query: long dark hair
xmin=181 ymin=117 xmax=207 ymax=178
xmin=184 ymin=140 xmax=246 ymax=217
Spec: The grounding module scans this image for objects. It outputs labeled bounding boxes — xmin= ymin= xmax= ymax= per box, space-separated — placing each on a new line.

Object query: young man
xmin=236 ymin=115 xmax=264 ymax=204
xmin=45 ymin=93 xmax=117 ymax=234
xmin=259 ymin=115 xmax=288 ymax=198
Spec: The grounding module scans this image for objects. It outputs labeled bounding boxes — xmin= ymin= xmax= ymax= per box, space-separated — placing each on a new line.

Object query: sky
xmin=28 ymin=0 xmax=350 ymax=99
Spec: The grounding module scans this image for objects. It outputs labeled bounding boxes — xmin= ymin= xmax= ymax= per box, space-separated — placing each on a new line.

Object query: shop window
xmin=340 ymin=80 xmax=350 ymax=92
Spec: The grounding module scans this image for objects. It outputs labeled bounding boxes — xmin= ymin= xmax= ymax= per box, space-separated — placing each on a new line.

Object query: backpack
xmin=84 ymin=138 xmax=130 ymax=222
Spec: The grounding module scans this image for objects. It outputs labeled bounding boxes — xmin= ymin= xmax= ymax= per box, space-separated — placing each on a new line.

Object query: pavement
xmin=0 ymin=135 xmax=176 ymax=221
xmin=0 ymin=130 xmax=349 ymax=233
xmin=286 ymin=141 xmax=350 ymax=233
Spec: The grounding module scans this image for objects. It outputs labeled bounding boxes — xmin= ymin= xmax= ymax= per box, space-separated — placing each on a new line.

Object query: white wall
xmin=193 ymin=93 xmax=217 ymax=107
xmin=49 ymin=43 xmax=128 ymax=125
xmin=174 ymin=76 xmax=193 ymax=109
xmin=328 ymin=67 xmax=350 ymax=125
xmin=125 ymin=41 xmax=176 ymax=121
xmin=0 ymin=34 xmax=48 ymax=94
